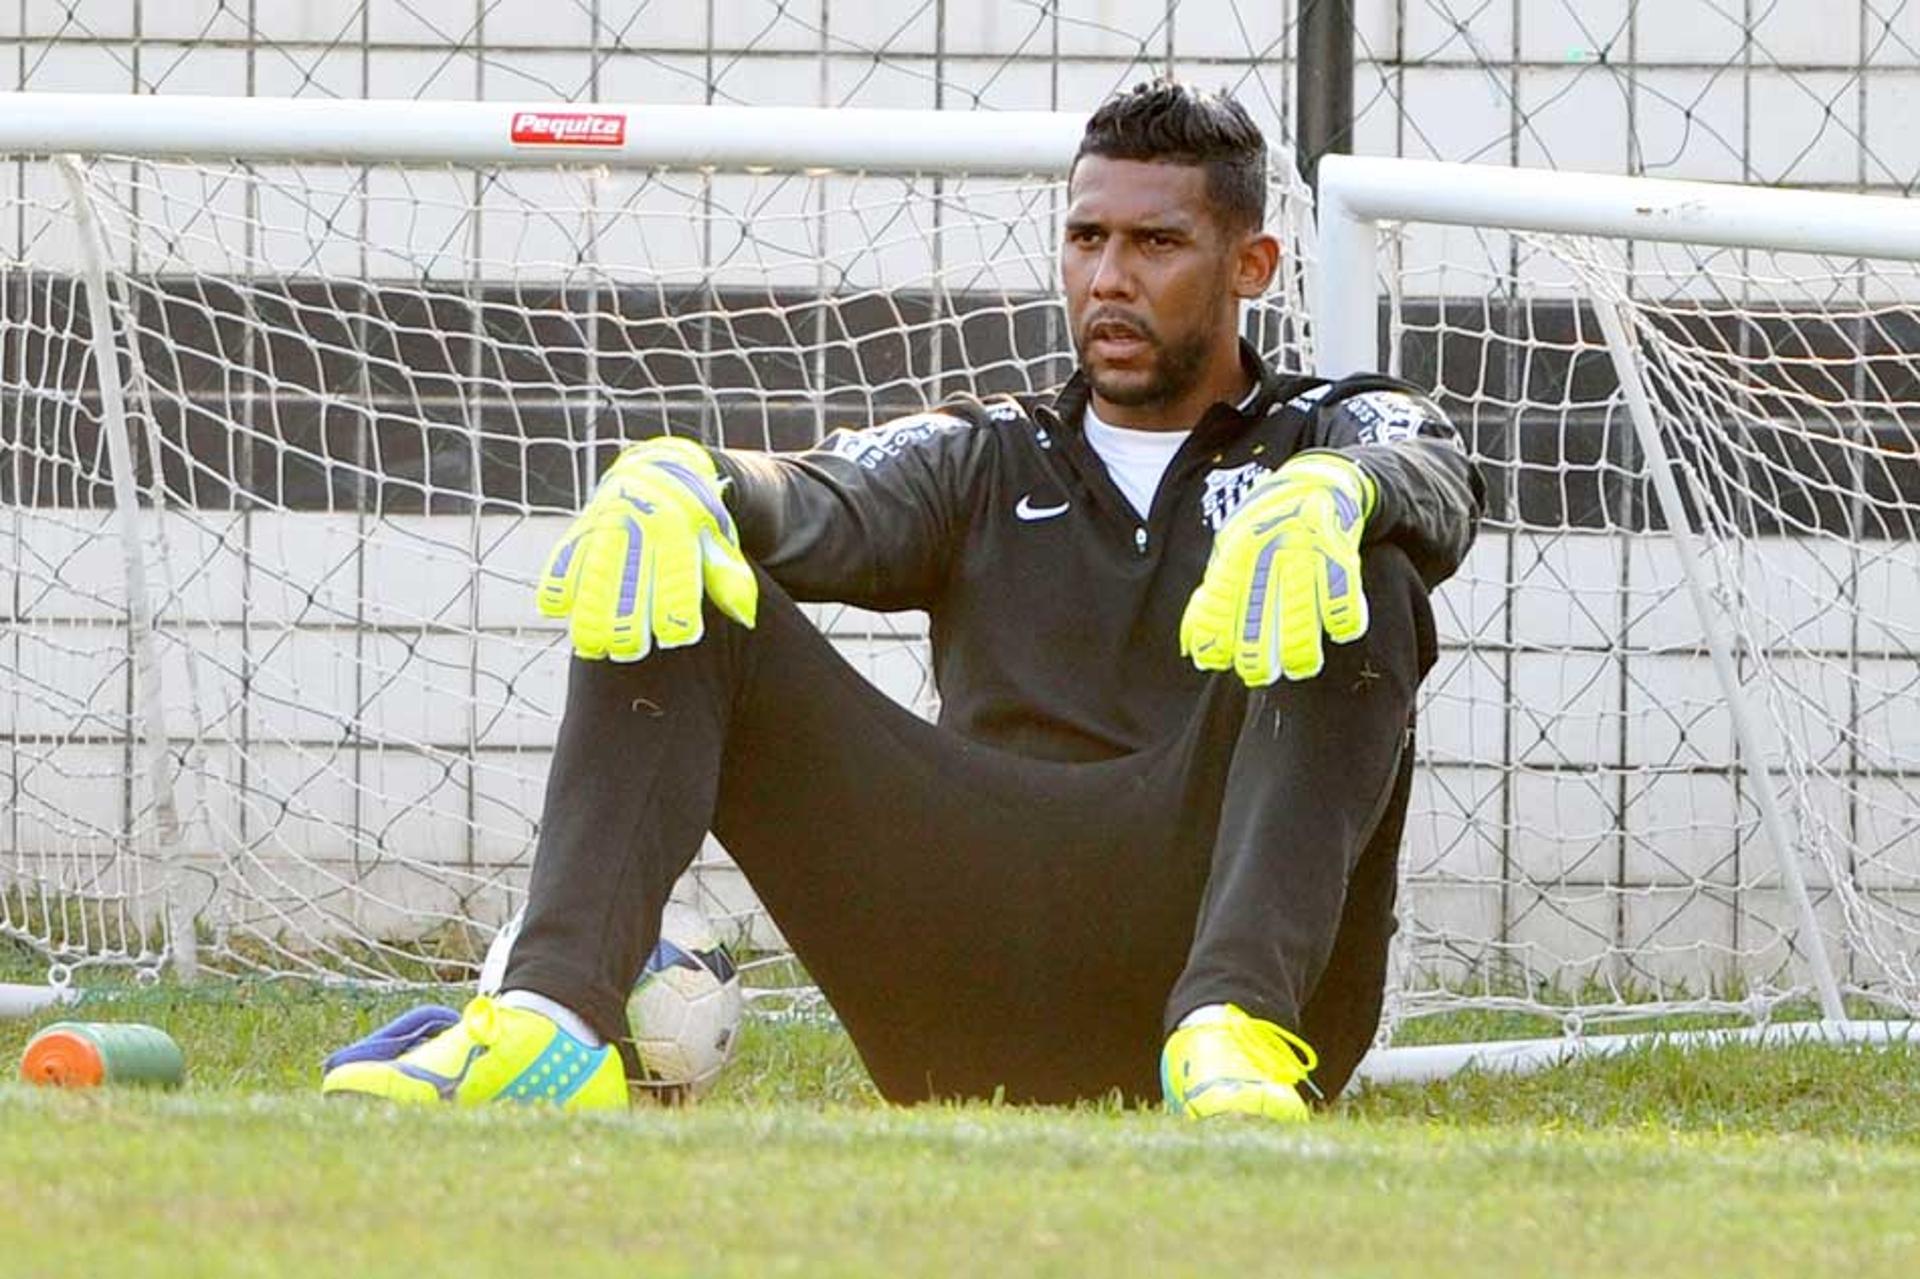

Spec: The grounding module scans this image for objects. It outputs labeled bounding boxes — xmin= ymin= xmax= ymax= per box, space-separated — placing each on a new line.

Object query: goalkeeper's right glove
xmin=1178 ymin=451 xmax=1376 ymax=687
xmin=537 ymin=436 xmax=758 ymax=661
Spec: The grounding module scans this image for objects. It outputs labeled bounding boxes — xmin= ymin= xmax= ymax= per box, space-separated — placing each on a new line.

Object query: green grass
xmin=2 ymin=982 xmax=1919 ymax=1276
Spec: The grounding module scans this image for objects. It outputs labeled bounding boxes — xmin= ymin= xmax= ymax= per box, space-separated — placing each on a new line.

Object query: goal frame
xmin=0 ymin=92 xmax=1089 ymax=174
xmin=4 ymin=94 xmax=1910 ymax=1076
xmin=1317 ymin=154 xmax=1920 ymax=1046
xmin=0 ymin=92 xmax=1099 ymax=996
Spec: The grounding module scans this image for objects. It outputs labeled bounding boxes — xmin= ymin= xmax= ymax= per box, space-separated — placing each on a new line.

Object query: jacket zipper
xmin=1040 ymin=404 xmax=1158 ymax=556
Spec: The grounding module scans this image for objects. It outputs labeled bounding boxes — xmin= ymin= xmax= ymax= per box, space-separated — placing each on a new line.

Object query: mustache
xmin=1079 ymin=309 xmax=1159 ymax=345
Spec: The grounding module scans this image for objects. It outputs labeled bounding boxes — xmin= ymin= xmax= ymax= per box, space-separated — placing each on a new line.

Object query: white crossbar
xmin=1315 ymin=154 xmax=1920 ymax=377
xmin=0 ymin=93 xmax=1089 ymax=175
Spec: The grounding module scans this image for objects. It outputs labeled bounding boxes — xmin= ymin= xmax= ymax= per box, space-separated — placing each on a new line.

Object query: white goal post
xmin=1317 ymin=155 xmax=1920 ymax=1073
xmin=0 ymin=92 xmax=1321 ymax=1001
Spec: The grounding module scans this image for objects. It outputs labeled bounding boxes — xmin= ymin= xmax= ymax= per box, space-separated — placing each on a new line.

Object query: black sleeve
xmin=705 ymin=406 xmax=994 ymax=611
xmin=1301 ymin=375 xmax=1487 ymax=588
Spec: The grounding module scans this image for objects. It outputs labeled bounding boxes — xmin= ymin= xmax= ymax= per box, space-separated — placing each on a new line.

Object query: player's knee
xmin=1359 ymin=542 xmax=1437 ymax=678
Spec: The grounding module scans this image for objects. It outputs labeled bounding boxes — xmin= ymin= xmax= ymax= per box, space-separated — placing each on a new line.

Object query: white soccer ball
xmin=627 ymin=901 xmax=745 ymax=1102
xmin=476 ymin=899 xmax=744 ymax=1101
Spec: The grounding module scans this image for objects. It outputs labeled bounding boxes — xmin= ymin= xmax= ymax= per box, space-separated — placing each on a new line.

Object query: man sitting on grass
xmin=322 ymin=80 xmax=1484 ymax=1119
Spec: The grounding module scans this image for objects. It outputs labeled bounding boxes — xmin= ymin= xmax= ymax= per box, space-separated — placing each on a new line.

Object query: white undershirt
xmin=1082 ymin=404 xmax=1190 ymax=519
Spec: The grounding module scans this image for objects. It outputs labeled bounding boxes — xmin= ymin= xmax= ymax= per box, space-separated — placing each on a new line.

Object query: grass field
xmin=3 ymin=983 xmax=1918 ymax=1278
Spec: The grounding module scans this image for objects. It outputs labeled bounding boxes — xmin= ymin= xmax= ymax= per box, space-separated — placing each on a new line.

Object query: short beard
xmin=1084 ymin=322 xmax=1213 ymax=413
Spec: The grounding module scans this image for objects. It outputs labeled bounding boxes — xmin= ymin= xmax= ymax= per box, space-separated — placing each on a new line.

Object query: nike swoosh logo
xmin=1015 ymin=494 xmax=1070 ymax=522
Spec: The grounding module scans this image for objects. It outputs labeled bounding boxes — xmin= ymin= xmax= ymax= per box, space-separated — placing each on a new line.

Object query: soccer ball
xmin=476 ymin=900 xmax=744 ymax=1101
xmin=627 ymin=901 xmax=745 ymax=1102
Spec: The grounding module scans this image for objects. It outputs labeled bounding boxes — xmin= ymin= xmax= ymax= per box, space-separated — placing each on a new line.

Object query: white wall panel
xmin=1053 ymin=0 xmax=1172 ymax=59
xmin=591 ymin=52 xmax=716 ymax=104
xmin=12 ymin=0 xmax=137 ymax=40
xmin=1517 ymin=1 xmax=1630 ymax=64
xmin=354 ymin=746 xmax=473 ymax=865
xmin=238 ymin=741 xmax=361 ymax=863
xmin=1633 ymin=0 xmax=1749 ymax=64
xmin=1516 ymin=66 xmax=1628 ymax=173
xmin=1863 ymin=70 xmax=1920 ymax=180
xmin=471 ymin=632 xmax=564 ymax=748
xmin=825 ymin=53 xmax=935 ymax=109
xmin=1623 ymin=771 xmax=1740 ymax=885
xmin=365 ymin=46 xmax=482 ymax=100
xmin=1633 ymin=68 xmax=1748 ymax=180
xmin=831 ymin=3 xmax=938 ymax=55
xmin=250 ymin=2 xmax=367 ymax=46
xmin=1398 ymin=65 xmax=1513 ymax=163
xmin=17 ymin=43 xmax=135 ymax=94
xmin=1617 ymin=889 xmax=1741 ymax=986
xmin=1172 ymin=0 xmax=1290 ymax=60
xmin=1750 ymin=1 xmax=1865 ymax=67
xmin=245 ymin=512 xmax=368 ymax=625
xmin=9 ymin=740 xmax=127 ymax=851
xmin=1508 ymin=531 xmax=1626 ymax=648
xmin=1747 ymin=70 xmax=1864 ymax=186
xmin=1405 ymin=762 xmax=1504 ymax=880
xmin=713 ymin=0 xmax=822 ymax=53
xmin=1404 ymin=0 xmax=1512 ymax=63
xmin=1421 ymin=647 xmax=1508 ymax=765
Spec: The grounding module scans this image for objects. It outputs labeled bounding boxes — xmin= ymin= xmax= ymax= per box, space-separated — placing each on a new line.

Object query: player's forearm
xmin=1341 ymin=437 xmax=1486 ymax=589
xmin=706 ymin=446 xmax=899 ymax=606
xmin=706 ymin=445 xmax=799 ymax=563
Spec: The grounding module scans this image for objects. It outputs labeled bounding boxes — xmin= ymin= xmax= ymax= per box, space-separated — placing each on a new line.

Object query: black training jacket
xmin=710 ymin=343 xmax=1486 ymax=763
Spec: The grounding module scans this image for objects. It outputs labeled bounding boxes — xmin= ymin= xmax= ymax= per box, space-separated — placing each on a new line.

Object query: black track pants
xmin=503 ymin=543 xmax=1436 ymax=1105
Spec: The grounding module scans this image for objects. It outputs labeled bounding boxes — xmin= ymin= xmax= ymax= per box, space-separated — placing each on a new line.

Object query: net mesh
xmin=0 ymin=149 xmax=1316 ymax=997
xmin=11 ymin=139 xmax=1918 ymax=1036
xmin=1387 ymin=224 xmax=1920 ymax=1032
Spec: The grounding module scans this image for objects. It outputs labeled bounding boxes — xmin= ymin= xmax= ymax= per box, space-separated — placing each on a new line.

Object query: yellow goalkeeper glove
xmin=537 ymin=437 xmax=758 ymax=661
xmin=1179 ymin=451 xmax=1377 ymax=686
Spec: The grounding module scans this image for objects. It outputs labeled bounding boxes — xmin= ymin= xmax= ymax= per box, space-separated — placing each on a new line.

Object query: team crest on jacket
xmin=1200 ymin=461 xmax=1269 ymax=531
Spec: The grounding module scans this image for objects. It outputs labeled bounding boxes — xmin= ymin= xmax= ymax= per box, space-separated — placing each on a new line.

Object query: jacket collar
xmin=1046 ymin=339 xmax=1306 ymax=439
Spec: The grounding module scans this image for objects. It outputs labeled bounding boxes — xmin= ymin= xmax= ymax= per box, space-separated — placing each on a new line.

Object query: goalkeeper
xmin=324 ymin=80 xmax=1484 ymax=1119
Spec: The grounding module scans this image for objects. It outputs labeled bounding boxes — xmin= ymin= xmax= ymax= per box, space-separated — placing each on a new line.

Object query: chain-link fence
xmin=6 ymin=2 xmax=1917 ymax=190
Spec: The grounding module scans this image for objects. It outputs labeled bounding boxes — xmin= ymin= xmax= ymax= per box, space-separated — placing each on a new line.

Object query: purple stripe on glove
xmin=619 ymin=516 xmax=644 ymax=619
xmin=1243 ymin=537 xmax=1283 ymax=645
xmin=653 ymin=458 xmax=735 ymax=540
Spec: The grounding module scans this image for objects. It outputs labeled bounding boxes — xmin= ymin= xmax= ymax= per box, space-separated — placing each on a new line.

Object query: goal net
xmin=0 ymin=96 xmax=1318 ymax=999
xmin=10 ymin=97 xmax=1913 ymax=1047
xmin=1317 ymin=158 xmax=1920 ymax=1040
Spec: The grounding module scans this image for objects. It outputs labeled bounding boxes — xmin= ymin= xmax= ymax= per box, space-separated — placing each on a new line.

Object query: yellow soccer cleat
xmin=321 ymin=996 xmax=628 ymax=1111
xmin=1161 ymin=1003 xmax=1319 ymax=1122
xmin=1179 ymin=450 xmax=1377 ymax=687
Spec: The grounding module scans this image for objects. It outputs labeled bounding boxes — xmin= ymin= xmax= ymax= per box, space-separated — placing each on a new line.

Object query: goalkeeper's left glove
xmin=537 ymin=436 xmax=758 ymax=662
xmin=1178 ymin=451 xmax=1377 ymax=687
